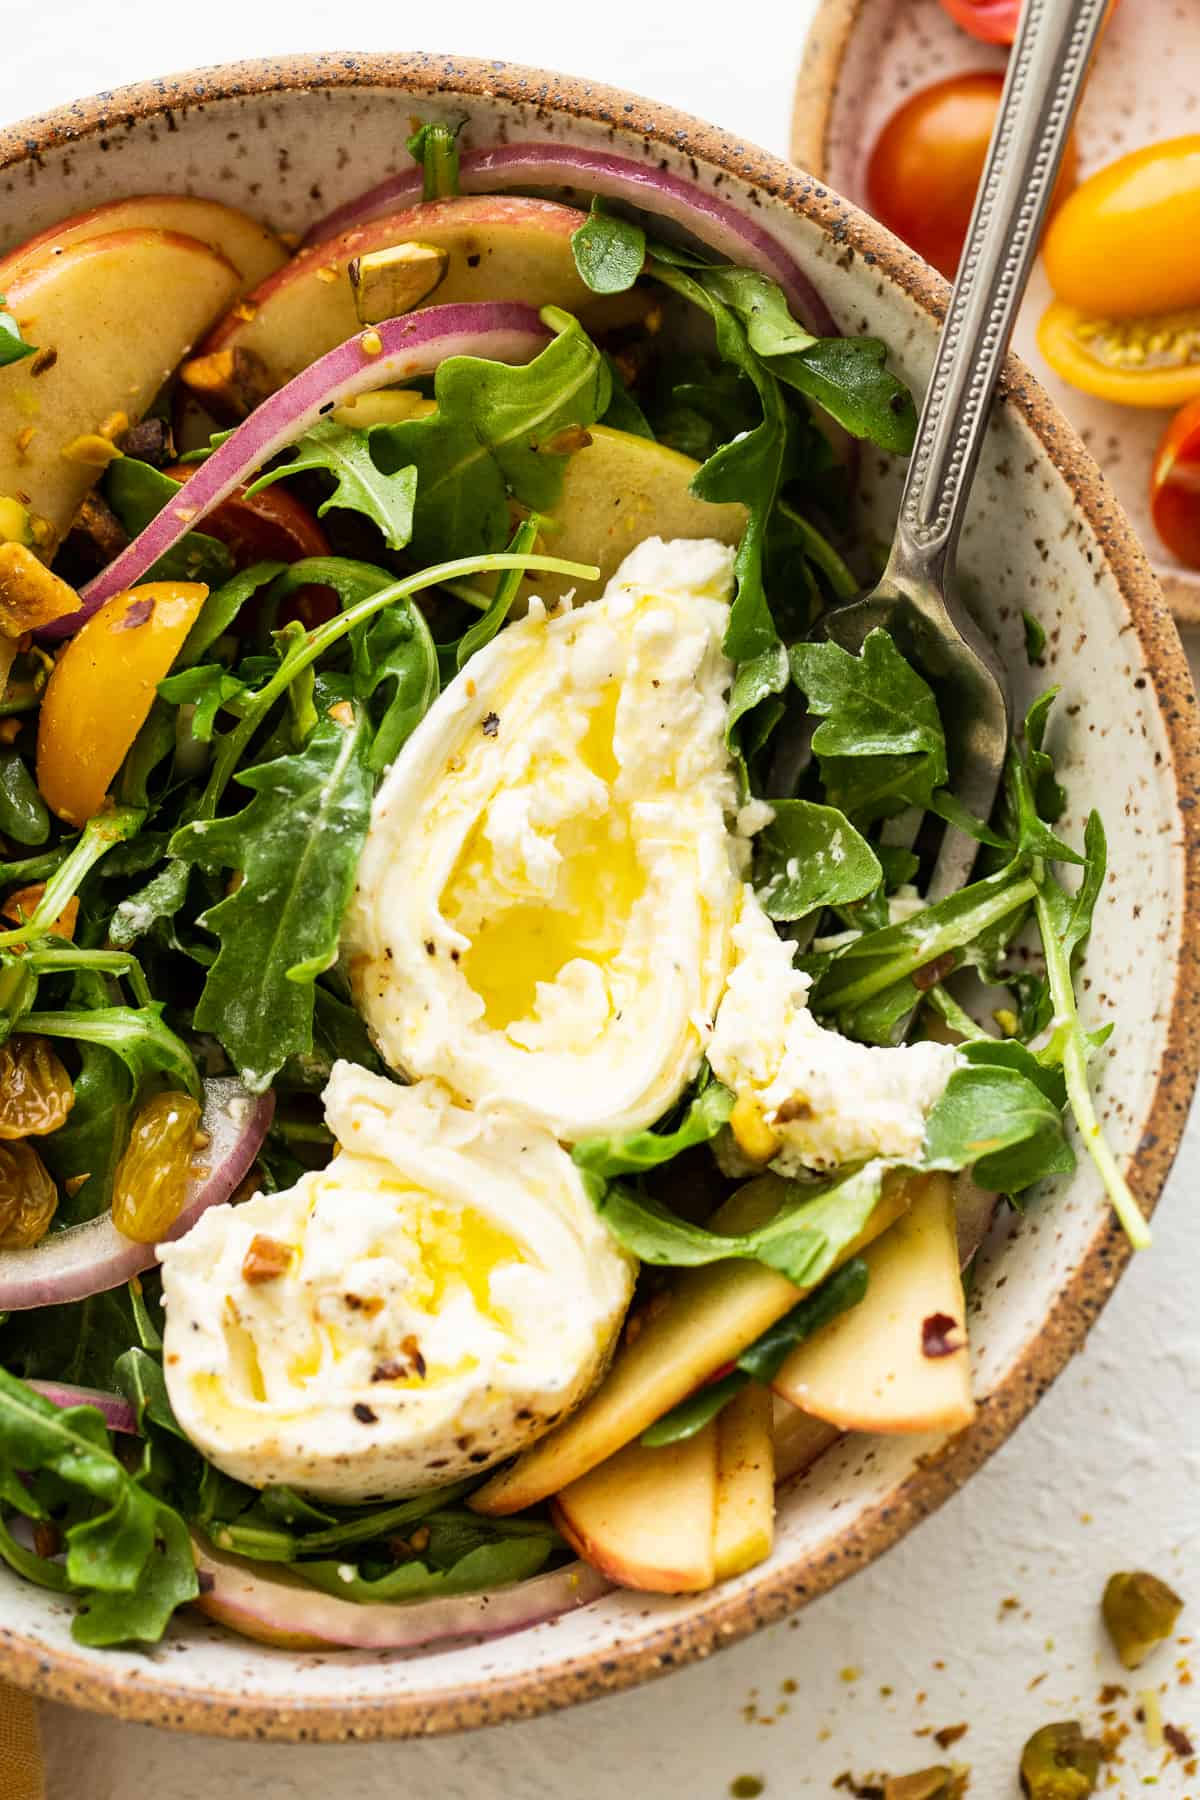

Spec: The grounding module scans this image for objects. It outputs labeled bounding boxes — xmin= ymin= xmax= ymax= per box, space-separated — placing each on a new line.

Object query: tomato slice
xmin=164 ymin=464 xmax=338 ymax=627
xmin=936 ymin=0 xmax=1020 ymax=44
xmin=1151 ymin=397 xmax=1200 ymax=568
xmin=867 ymin=74 xmax=1077 ymax=281
xmin=1043 ymin=135 xmax=1200 ymax=319
xmin=1038 ymin=300 xmax=1200 ymax=409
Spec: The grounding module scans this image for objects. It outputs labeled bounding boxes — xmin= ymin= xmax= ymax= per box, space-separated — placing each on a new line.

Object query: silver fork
xmin=808 ymin=0 xmax=1112 ymax=903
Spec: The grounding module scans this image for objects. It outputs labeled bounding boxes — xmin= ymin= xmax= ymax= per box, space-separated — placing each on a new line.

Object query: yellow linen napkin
xmin=0 ymin=1682 xmax=45 ymax=1799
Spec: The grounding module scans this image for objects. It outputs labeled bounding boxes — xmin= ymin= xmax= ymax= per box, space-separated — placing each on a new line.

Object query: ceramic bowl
xmin=0 ymin=52 xmax=1197 ymax=1743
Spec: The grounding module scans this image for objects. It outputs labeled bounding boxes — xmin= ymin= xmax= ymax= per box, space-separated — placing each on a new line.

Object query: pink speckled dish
xmin=0 ymin=51 xmax=1197 ymax=1744
xmin=793 ymin=0 xmax=1200 ymax=624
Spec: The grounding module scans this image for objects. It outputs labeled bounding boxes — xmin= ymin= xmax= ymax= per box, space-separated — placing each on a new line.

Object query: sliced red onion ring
xmin=43 ymin=303 xmax=551 ymax=639
xmin=0 ymin=1077 xmax=272 ymax=1311
xmin=27 ymin=1382 xmax=138 ymax=1434
xmin=192 ymin=1534 xmax=611 ymax=1652
xmin=303 ymin=145 xmax=836 ymax=337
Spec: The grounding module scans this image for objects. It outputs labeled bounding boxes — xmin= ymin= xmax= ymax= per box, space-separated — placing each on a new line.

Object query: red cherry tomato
xmin=1150 ymin=397 xmax=1200 ymax=568
xmin=866 ymin=72 xmax=1077 ymax=280
xmin=936 ymin=0 xmax=1117 ymax=45
xmin=936 ymin=0 xmax=1021 ymax=43
xmin=164 ymin=465 xmax=337 ymax=627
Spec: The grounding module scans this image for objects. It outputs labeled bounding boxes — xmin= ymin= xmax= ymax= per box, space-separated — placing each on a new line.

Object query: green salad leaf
xmin=922 ymin=1060 xmax=1074 ymax=1194
xmin=790 ymin=628 xmax=948 ymax=821
xmin=248 ymin=421 xmax=418 ymax=551
xmin=371 ymin=309 xmax=611 ymax=561
xmin=571 ymin=199 xmax=647 ymax=294
xmin=296 ymin=1533 xmax=555 ymax=1605
xmin=0 ymin=749 xmax=49 ymax=846
xmin=573 ymin=1079 xmax=734 ymax=1181
xmin=0 ymin=296 xmax=35 ymax=366
xmin=593 ymin=1163 xmax=886 ymax=1286
xmin=171 ymin=685 xmax=375 ymax=1090
xmin=754 ymin=797 xmax=882 ymax=920
xmin=25 ymin=1005 xmax=200 ymax=1102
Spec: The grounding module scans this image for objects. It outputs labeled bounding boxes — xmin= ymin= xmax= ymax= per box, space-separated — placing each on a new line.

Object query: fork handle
xmin=886 ymin=0 xmax=1110 ymax=589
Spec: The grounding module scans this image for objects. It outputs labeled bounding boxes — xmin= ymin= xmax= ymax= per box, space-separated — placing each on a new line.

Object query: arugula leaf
xmin=694 ymin=268 xmax=917 ymax=451
xmin=371 ymin=309 xmax=611 ymax=562
xmin=0 ymin=296 xmax=35 ymax=366
xmin=754 ymin=798 xmax=882 ymax=921
xmin=922 ymin=1061 xmax=1074 ymax=1193
xmin=248 ymin=421 xmax=417 ymax=550
xmin=571 ymin=199 xmax=647 ymax=294
xmin=171 ymin=687 xmax=374 ymax=1090
xmin=593 ymin=1162 xmax=885 ymax=1286
xmin=37 ymin=1044 xmax=133 ymax=1222
xmin=0 ymin=1286 xmax=139 ymax=1386
xmin=790 ymin=629 xmax=948 ymax=821
xmin=0 ymin=808 xmax=145 ymax=952
xmin=641 ymin=1257 xmax=869 ymax=1445
xmin=0 ymin=749 xmax=49 ymax=846
xmin=295 ymin=1534 xmax=554 ymax=1604
xmin=177 ymin=561 xmax=286 ymax=668
xmin=159 ymin=664 xmax=249 ymax=742
xmin=24 ymin=1004 xmax=200 ymax=1101
xmin=213 ymin=1481 xmax=475 ymax=1563
xmin=109 ymin=857 xmax=192 ymax=950
xmin=104 ymin=457 xmax=233 ymax=587
xmin=0 ymin=1369 xmax=197 ymax=1645
xmin=456 ymin=516 xmax=540 ymax=669
xmin=600 ymin=355 xmax=655 ymax=439
xmin=406 ymin=116 xmax=465 ymax=200
xmin=573 ymin=1080 xmax=734 ymax=1180
xmin=1023 ymin=611 xmax=1047 ymax=664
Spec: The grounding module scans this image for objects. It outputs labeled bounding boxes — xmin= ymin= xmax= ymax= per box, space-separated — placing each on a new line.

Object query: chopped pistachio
xmin=1018 ymin=1722 xmax=1101 ymax=1799
xmin=348 ymin=242 xmax=448 ymax=324
xmin=883 ymin=1767 xmax=960 ymax=1800
xmin=60 ymin=432 xmax=122 ymax=468
xmin=1102 ymin=1571 xmax=1184 ymax=1669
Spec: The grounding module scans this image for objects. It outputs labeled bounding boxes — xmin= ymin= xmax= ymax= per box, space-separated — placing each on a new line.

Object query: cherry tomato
xmin=935 ymin=0 xmax=1021 ymax=44
xmin=1037 ymin=300 xmax=1200 ymax=409
xmin=867 ymin=74 xmax=1077 ymax=281
xmin=1150 ymin=397 xmax=1200 ymax=568
xmin=164 ymin=465 xmax=337 ymax=628
xmin=1044 ymin=136 xmax=1200 ymax=319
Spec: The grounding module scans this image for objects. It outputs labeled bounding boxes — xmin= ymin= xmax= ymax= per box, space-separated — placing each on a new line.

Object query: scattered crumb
xmin=933 ymin=1724 xmax=967 ymax=1750
xmin=730 ymin=1778 xmax=764 ymax=1798
xmin=1163 ymin=1723 xmax=1195 ymax=1759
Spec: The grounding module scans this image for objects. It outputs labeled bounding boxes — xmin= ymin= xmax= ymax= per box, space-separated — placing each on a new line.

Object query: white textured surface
xmin=5 ymin=2 xmax=1197 ymax=1792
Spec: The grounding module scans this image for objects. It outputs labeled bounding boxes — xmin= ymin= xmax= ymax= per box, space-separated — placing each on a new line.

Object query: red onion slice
xmin=0 ymin=1078 xmax=272 ymax=1310
xmin=27 ymin=1382 xmax=138 ymax=1434
xmin=43 ymin=303 xmax=551 ymax=639
xmin=192 ymin=1534 xmax=611 ymax=1652
xmin=303 ymin=144 xmax=836 ymax=337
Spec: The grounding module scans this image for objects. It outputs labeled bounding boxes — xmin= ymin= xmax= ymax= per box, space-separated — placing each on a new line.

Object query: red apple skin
xmin=0 ymin=193 xmax=286 ymax=294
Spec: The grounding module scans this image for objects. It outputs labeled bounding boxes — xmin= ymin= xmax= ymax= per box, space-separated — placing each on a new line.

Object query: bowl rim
xmin=1 ymin=48 xmax=1198 ymax=1745
xmin=789 ymin=0 xmax=1200 ymax=626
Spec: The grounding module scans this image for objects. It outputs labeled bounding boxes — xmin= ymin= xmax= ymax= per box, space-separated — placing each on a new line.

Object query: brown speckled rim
xmin=790 ymin=0 xmax=1200 ymax=626
xmin=0 ymin=50 xmax=1198 ymax=1744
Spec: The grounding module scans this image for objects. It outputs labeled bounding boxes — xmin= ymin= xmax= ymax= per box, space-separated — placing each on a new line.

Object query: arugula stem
xmin=819 ymin=875 xmax=1038 ymax=1011
xmin=198 ymin=551 xmax=599 ymax=819
xmin=25 ymin=946 xmax=153 ymax=1007
xmin=0 ymin=808 xmax=145 ymax=951
xmin=0 ymin=843 xmax=72 ymax=887
xmin=777 ymin=499 xmax=857 ymax=600
xmin=1034 ymin=884 xmax=1150 ymax=1250
xmin=924 ymin=985 xmax=991 ymax=1043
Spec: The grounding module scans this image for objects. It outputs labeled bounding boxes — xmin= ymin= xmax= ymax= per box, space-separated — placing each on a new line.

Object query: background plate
xmin=792 ymin=0 xmax=1200 ymax=624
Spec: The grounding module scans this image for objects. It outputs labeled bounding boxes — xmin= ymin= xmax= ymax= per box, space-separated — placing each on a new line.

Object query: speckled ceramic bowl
xmin=0 ymin=52 xmax=1197 ymax=1744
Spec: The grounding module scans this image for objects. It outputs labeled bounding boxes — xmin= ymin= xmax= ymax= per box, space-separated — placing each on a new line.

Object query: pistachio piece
xmin=348 ymin=242 xmax=449 ymax=324
xmin=1102 ymin=1570 xmax=1184 ymax=1669
xmin=883 ymin=1765 xmax=961 ymax=1800
xmin=1018 ymin=1722 xmax=1101 ymax=1799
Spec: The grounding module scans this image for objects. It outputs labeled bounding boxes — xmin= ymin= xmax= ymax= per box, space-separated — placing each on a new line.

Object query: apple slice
xmin=772 ymin=1397 xmax=841 ymax=1483
xmin=0 ymin=230 xmax=240 ymax=549
xmin=0 ymin=194 xmax=287 ymax=295
xmin=195 ymin=195 xmax=603 ymax=397
xmin=552 ymin=1426 xmax=718 ymax=1594
xmin=713 ymin=1383 xmax=775 ymax=1580
xmin=470 ymin=1169 xmax=911 ymax=1517
xmin=770 ymin=1172 xmax=975 ymax=1436
xmin=517 ymin=425 xmax=746 ymax=607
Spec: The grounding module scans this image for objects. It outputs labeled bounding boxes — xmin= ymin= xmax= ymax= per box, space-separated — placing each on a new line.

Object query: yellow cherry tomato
xmin=1037 ymin=300 xmax=1200 ymax=409
xmin=36 ymin=581 xmax=208 ymax=824
xmin=1043 ymin=136 xmax=1200 ymax=319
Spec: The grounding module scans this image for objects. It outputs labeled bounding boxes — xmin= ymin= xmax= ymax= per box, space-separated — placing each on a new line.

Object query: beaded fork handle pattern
xmin=890 ymin=0 xmax=1111 ymax=573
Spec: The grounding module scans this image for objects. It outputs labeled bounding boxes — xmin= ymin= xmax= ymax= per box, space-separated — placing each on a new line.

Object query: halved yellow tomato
xmin=1043 ymin=137 xmax=1200 ymax=319
xmin=37 ymin=582 xmax=208 ymax=824
xmin=1037 ymin=300 xmax=1200 ymax=409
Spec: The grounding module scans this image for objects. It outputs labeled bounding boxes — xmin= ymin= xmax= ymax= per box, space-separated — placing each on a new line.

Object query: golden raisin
xmin=0 ymin=1036 xmax=75 ymax=1139
xmin=0 ymin=1140 xmax=58 ymax=1247
xmin=111 ymin=1091 xmax=202 ymax=1244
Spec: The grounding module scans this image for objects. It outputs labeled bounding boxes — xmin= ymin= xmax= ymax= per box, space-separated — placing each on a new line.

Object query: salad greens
xmin=0 ymin=129 xmax=1140 ymax=1648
